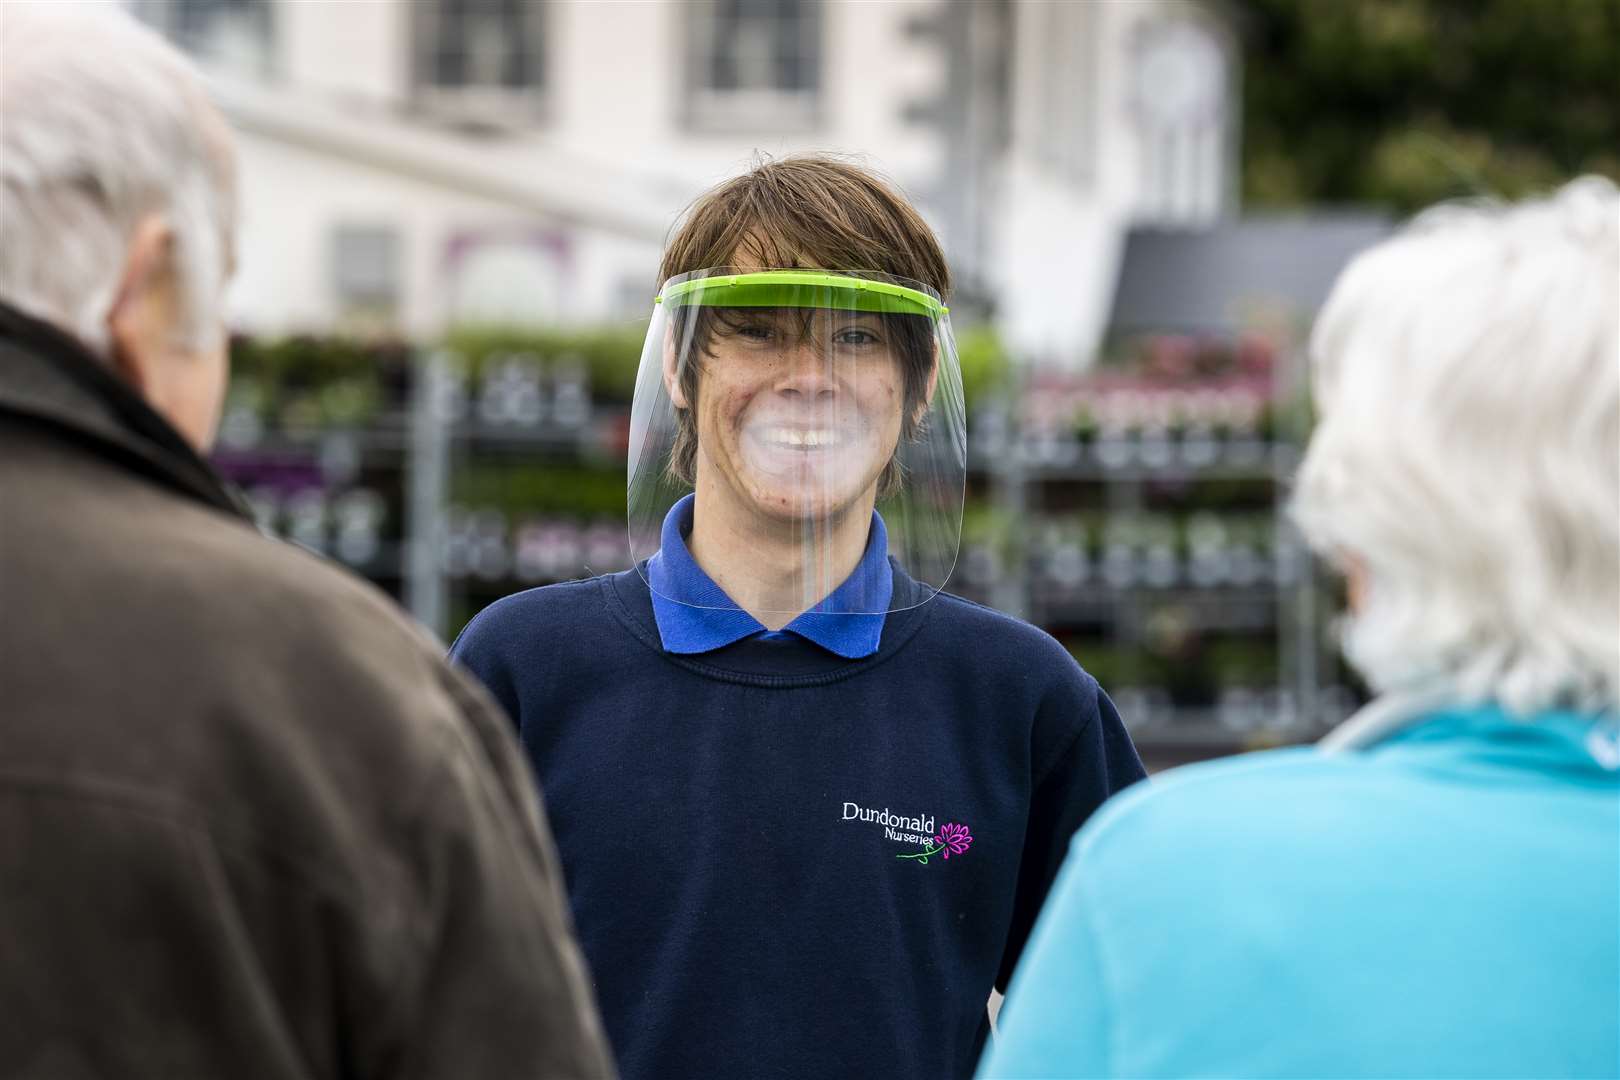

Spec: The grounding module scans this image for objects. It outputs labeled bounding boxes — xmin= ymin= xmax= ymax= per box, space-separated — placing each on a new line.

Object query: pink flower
xmin=934 ymin=822 xmax=973 ymax=859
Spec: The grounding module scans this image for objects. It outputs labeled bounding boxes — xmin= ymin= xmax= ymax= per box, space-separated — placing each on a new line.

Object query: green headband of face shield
xmin=656 ymin=270 xmax=948 ymax=319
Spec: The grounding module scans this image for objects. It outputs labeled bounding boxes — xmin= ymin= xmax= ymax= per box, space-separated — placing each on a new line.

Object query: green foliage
xmin=443 ymin=322 xmax=649 ymax=402
xmin=231 ymin=335 xmax=404 ymax=393
xmin=228 ymin=334 xmax=407 ymax=427
xmin=452 ymin=463 xmax=624 ymax=516
xmin=226 ymin=318 xmax=1014 ymax=429
xmin=953 ymin=323 xmax=1012 ymax=406
xmin=1239 ymin=0 xmax=1620 ymax=210
xmin=450 ymin=319 xmax=1014 ymax=408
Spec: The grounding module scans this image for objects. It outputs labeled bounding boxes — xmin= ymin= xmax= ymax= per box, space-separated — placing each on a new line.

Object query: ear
xmin=662 ymin=321 xmax=689 ymax=409
xmin=105 ymin=214 xmax=174 ymax=394
xmin=1345 ymin=553 xmax=1369 ymax=615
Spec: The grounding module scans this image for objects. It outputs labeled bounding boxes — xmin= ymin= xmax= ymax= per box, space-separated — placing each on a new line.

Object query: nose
xmin=774 ymin=340 xmax=837 ymax=402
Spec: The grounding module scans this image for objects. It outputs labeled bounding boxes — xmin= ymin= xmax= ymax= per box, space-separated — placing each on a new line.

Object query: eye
xmin=834 ymin=327 xmax=881 ymax=347
xmin=730 ymin=321 xmax=775 ymax=342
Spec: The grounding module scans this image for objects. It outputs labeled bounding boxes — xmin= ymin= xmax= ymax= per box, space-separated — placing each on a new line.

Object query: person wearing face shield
xmin=450 ymin=155 xmax=1147 ymax=1080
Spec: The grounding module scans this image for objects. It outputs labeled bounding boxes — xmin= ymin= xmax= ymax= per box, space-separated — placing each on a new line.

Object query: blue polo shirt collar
xmin=645 ymin=494 xmax=891 ymax=659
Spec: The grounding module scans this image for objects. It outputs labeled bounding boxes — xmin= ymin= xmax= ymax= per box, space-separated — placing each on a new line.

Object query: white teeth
xmin=763 ymin=428 xmax=839 ymax=448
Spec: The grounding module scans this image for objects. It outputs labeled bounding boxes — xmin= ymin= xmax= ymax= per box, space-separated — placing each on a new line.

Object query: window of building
xmin=412 ymin=0 xmax=547 ymax=125
xmin=686 ymin=0 xmax=822 ymax=131
xmin=1129 ymin=15 xmax=1234 ymax=225
xmin=134 ymin=0 xmax=274 ymax=78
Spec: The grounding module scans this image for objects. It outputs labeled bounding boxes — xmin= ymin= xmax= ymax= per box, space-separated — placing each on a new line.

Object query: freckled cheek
xmin=702 ymin=386 xmax=756 ymax=449
xmin=720 ymin=388 xmax=755 ymax=430
xmin=859 ymin=382 xmax=901 ymax=431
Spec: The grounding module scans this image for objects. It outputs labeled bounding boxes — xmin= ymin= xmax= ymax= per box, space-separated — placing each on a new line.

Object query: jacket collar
xmin=1321 ymin=687 xmax=1619 ymax=776
xmin=0 ymin=299 xmax=250 ymax=521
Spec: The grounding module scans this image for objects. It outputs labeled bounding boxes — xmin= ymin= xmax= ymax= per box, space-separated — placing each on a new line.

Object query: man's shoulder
xmin=925 ymin=588 xmax=1065 ymax=644
xmin=921 ymin=589 xmax=1090 ymax=679
xmin=898 ymin=592 xmax=1112 ymax=758
xmin=16 ymin=474 xmax=492 ymax=768
xmin=449 ymin=571 xmax=637 ymax=671
xmin=143 ymin=501 xmax=440 ymax=663
xmin=455 ymin=573 xmax=618 ymax=642
xmin=6 ymin=470 xmax=516 ymax=846
xmin=471 ymin=573 xmax=614 ymax=621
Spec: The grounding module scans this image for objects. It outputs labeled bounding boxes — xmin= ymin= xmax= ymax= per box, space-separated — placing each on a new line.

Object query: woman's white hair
xmin=1294 ymin=176 xmax=1619 ymax=716
xmin=0 ymin=1 xmax=235 ymax=356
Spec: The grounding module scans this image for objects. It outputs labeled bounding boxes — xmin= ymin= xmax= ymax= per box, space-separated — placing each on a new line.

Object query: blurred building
xmin=132 ymin=0 xmax=1239 ymax=365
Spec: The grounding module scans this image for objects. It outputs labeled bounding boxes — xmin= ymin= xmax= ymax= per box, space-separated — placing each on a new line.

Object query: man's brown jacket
xmin=0 ymin=301 xmax=614 ymax=1079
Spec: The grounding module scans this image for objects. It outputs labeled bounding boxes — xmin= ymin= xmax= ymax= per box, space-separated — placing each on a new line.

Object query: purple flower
xmin=934 ymin=822 xmax=973 ymax=859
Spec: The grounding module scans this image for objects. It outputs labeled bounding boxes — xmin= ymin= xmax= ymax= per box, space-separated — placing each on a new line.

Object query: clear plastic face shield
xmin=627 ymin=268 xmax=967 ymax=617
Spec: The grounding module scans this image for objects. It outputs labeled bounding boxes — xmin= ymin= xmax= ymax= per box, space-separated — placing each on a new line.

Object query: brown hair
xmin=660 ymin=155 xmax=951 ymax=496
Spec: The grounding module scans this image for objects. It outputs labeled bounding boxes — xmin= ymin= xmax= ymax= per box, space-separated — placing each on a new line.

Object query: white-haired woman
xmin=980 ymin=177 xmax=1619 ymax=1080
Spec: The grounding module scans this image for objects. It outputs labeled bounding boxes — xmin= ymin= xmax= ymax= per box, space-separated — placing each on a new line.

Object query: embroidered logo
xmin=896 ymin=821 xmax=974 ymax=865
xmin=840 ymin=801 xmax=973 ymax=863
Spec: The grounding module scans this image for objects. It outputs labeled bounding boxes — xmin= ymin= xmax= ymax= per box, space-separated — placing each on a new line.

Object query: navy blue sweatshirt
xmin=450 ymin=563 xmax=1145 ymax=1080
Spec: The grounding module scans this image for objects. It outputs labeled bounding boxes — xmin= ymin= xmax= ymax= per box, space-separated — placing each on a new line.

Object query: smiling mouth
xmin=757 ymin=427 xmax=848 ymax=450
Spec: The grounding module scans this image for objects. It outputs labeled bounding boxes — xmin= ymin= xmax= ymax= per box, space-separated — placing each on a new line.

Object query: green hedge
xmin=228 ymin=320 xmax=1012 ymax=424
xmin=441 ymin=323 xmax=648 ymax=403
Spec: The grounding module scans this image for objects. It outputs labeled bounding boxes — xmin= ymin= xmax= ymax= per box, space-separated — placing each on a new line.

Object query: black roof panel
xmin=1107 ymin=215 xmax=1395 ymax=335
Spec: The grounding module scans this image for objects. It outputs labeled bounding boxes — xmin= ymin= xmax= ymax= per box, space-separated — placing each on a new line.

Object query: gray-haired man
xmin=0 ymin=5 xmax=612 ymax=1076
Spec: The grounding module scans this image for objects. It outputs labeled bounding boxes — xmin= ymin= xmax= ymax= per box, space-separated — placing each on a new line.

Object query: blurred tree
xmin=1238 ymin=0 xmax=1620 ymax=210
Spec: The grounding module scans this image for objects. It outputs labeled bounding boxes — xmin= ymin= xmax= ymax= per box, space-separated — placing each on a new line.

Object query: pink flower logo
xmin=896 ymin=822 xmax=974 ymax=865
xmin=936 ymin=822 xmax=973 ymax=857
